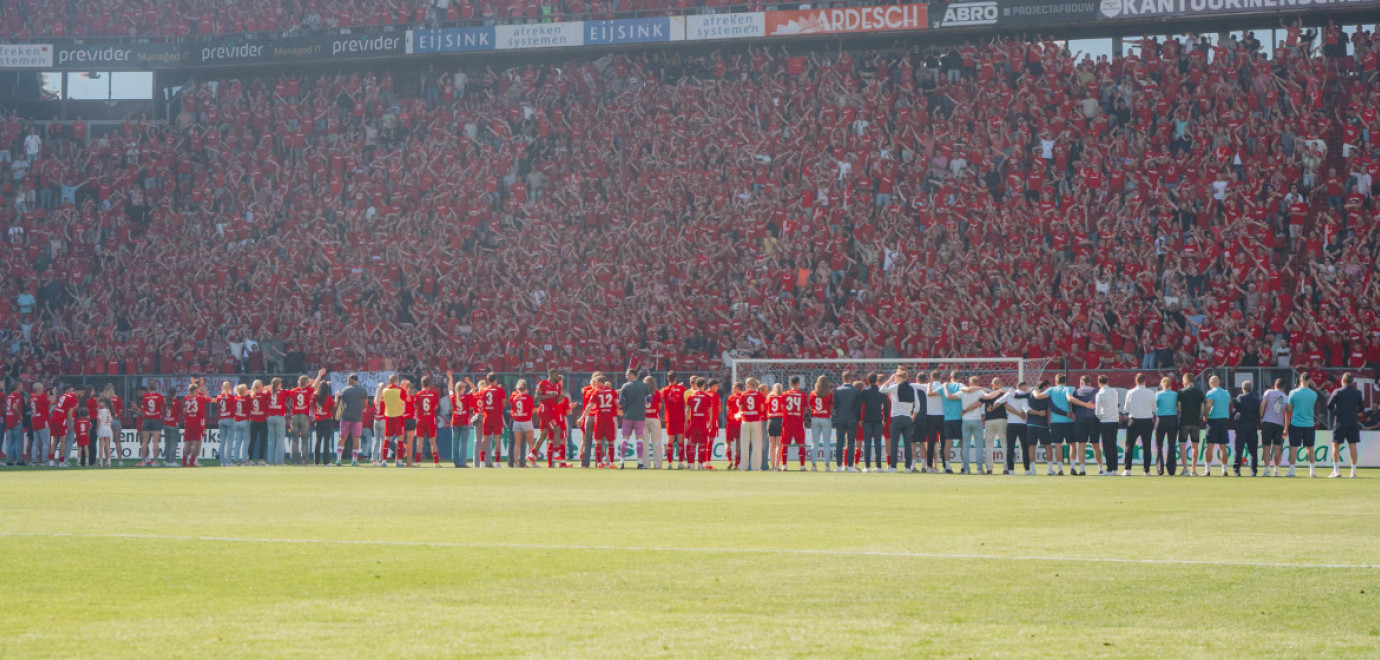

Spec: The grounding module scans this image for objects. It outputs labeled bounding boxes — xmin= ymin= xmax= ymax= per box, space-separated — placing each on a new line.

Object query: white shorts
xmin=512 ymin=421 xmax=534 ymax=433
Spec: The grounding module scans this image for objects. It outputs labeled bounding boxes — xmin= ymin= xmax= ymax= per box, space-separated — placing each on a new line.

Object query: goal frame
xmin=729 ymin=358 xmax=1034 ymax=388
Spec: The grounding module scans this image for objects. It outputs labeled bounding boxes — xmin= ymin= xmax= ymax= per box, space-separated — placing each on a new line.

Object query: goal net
xmin=730 ymin=358 xmax=1052 ymax=392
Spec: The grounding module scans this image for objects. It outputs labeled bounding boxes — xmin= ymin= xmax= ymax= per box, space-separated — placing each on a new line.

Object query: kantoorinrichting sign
xmin=1098 ymin=0 xmax=1380 ymax=20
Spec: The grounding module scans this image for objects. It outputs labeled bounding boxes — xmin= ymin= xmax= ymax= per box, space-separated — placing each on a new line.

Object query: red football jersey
xmin=183 ymin=393 xmax=211 ymax=431
xmin=687 ymin=391 xmax=716 ymax=425
xmin=591 ymin=387 xmax=617 ymax=419
xmin=415 ymin=390 xmax=440 ymax=425
xmin=661 ymin=383 xmax=687 ymax=421
xmin=140 ymin=392 xmax=165 ymax=419
xmin=510 ymin=392 xmax=534 ymax=422
xmin=738 ymin=390 xmax=766 ymax=422
xmin=782 ymin=389 xmax=806 ymax=427
xmin=3 ymin=392 xmax=21 ymax=428
xmin=767 ymin=394 xmax=784 ymax=419
xmin=450 ymin=392 xmax=475 ymax=426
xmin=232 ymin=395 xmax=250 ymax=421
xmin=644 ymin=390 xmax=662 ymax=419
xmin=808 ymin=392 xmax=832 ymax=418
xmin=216 ymin=393 xmax=236 ymax=420
xmin=290 ymin=387 xmax=313 ymax=415
xmin=248 ymin=391 xmax=268 ymax=422
xmin=481 ymin=385 xmax=506 ymax=418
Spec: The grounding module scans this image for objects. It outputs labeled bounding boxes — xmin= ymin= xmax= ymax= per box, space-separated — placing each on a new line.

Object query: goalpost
xmin=730 ymin=358 xmax=1052 ymax=391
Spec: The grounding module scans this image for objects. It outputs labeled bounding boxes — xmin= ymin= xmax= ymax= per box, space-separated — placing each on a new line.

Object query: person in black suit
xmin=831 ymin=371 xmax=862 ymax=471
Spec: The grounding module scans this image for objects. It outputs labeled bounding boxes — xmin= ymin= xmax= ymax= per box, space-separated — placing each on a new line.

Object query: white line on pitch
xmin=2 ymin=531 xmax=1373 ymax=571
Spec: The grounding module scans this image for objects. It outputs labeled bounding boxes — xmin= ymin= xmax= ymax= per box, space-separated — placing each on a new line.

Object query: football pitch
xmin=1 ymin=465 xmax=1377 ymax=658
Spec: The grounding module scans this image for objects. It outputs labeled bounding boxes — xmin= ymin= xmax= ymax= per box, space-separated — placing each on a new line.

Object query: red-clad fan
xmin=74 ymin=414 xmax=93 ymax=467
xmin=766 ymin=383 xmax=785 ymax=473
xmin=414 ymin=376 xmax=441 ymax=466
xmin=735 ymin=379 xmax=767 ymax=471
xmin=779 ymin=377 xmax=808 ymax=471
xmin=161 ymin=389 xmax=181 ymax=467
xmin=478 ymin=373 xmax=506 ymax=468
xmin=509 ymin=379 xmax=535 ymax=468
xmin=265 ymin=377 xmax=289 ymax=466
xmin=248 ymin=380 xmax=270 ymax=466
xmin=231 ymin=384 xmax=252 ymax=466
xmin=181 ymin=378 xmax=212 ymax=467
xmin=643 ymin=375 xmax=664 ymax=469
xmin=311 ymin=381 xmax=335 ymax=466
xmin=3 ymin=383 xmax=22 ymax=466
xmin=446 ymin=371 xmax=478 ymax=468
xmin=807 ymin=377 xmax=834 ymax=472
xmin=398 ymin=379 xmax=416 ymax=467
xmin=661 ymin=373 xmax=688 ymax=468
xmin=214 ymin=381 xmax=237 ymax=467
xmin=29 ymin=384 xmax=50 ymax=466
xmin=289 ymin=372 xmax=323 ymax=466
xmin=139 ymin=383 xmax=165 ymax=467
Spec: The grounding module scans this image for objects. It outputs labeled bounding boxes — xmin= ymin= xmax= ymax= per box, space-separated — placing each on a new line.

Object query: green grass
xmin=1 ymin=463 xmax=1378 ymax=658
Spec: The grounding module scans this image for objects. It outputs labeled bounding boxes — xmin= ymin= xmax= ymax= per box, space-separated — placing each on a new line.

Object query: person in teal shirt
xmin=1043 ymin=374 xmax=1075 ymax=475
xmin=1203 ymin=375 xmax=1232 ymax=476
xmin=1154 ymin=377 xmax=1180 ymax=475
xmin=937 ymin=372 xmax=964 ymax=474
xmin=1286 ymin=372 xmax=1320 ymax=477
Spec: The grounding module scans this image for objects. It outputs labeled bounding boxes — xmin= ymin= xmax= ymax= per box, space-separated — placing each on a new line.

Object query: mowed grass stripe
xmin=1 ymin=468 xmax=1378 ymax=657
xmin=2 ymin=531 xmax=1375 ymax=571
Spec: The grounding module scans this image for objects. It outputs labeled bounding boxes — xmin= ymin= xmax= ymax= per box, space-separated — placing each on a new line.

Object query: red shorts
xmin=416 ymin=422 xmax=436 ymax=439
xmin=593 ymin=416 xmax=615 ymax=442
xmin=384 ymin=416 xmax=404 ymax=437
xmin=482 ymin=415 xmax=504 ymax=436
xmin=184 ymin=427 xmax=206 ymax=443
xmin=727 ymin=422 xmax=741 ymax=442
xmin=782 ymin=424 xmax=805 ymax=445
xmin=541 ymin=417 xmax=563 ymax=435
xmin=665 ymin=416 xmax=685 ymax=436
xmin=686 ymin=425 xmax=708 ymax=446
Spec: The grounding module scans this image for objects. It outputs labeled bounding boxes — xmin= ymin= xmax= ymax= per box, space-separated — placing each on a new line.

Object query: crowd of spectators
xmin=0 ymin=0 xmax=763 ymax=39
xmin=3 ymin=25 xmax=1380 ymax=389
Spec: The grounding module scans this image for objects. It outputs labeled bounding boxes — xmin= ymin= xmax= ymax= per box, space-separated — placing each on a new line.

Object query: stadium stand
xmin=2 ymin=29 xmax=1380 ymax=387
xmin=0 ymin=0 xmax=754 ymax=38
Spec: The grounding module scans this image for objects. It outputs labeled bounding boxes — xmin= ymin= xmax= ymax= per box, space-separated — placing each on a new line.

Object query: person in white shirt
xmin=923 ymin=370 xmax=949 ymax=473
xmin=956 ymin=377 xmax=989 ymax=474
xmin=978 ymin=377 xmax=1009 ymax=475
xmin=96 ymin=401 xmax=115 ymax=467
xmin=997 ymin=381 xmax=1032 ymax=475
xmin=879 ymin=369 xmax=920 ymax=473
xmin=24 ymin=130 xmax=42 ymax=160
xmin=1120 ymin=373 xmax=1158 ymax=476
xmin=1093 ymin=375 xmax=1122 ymax=476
